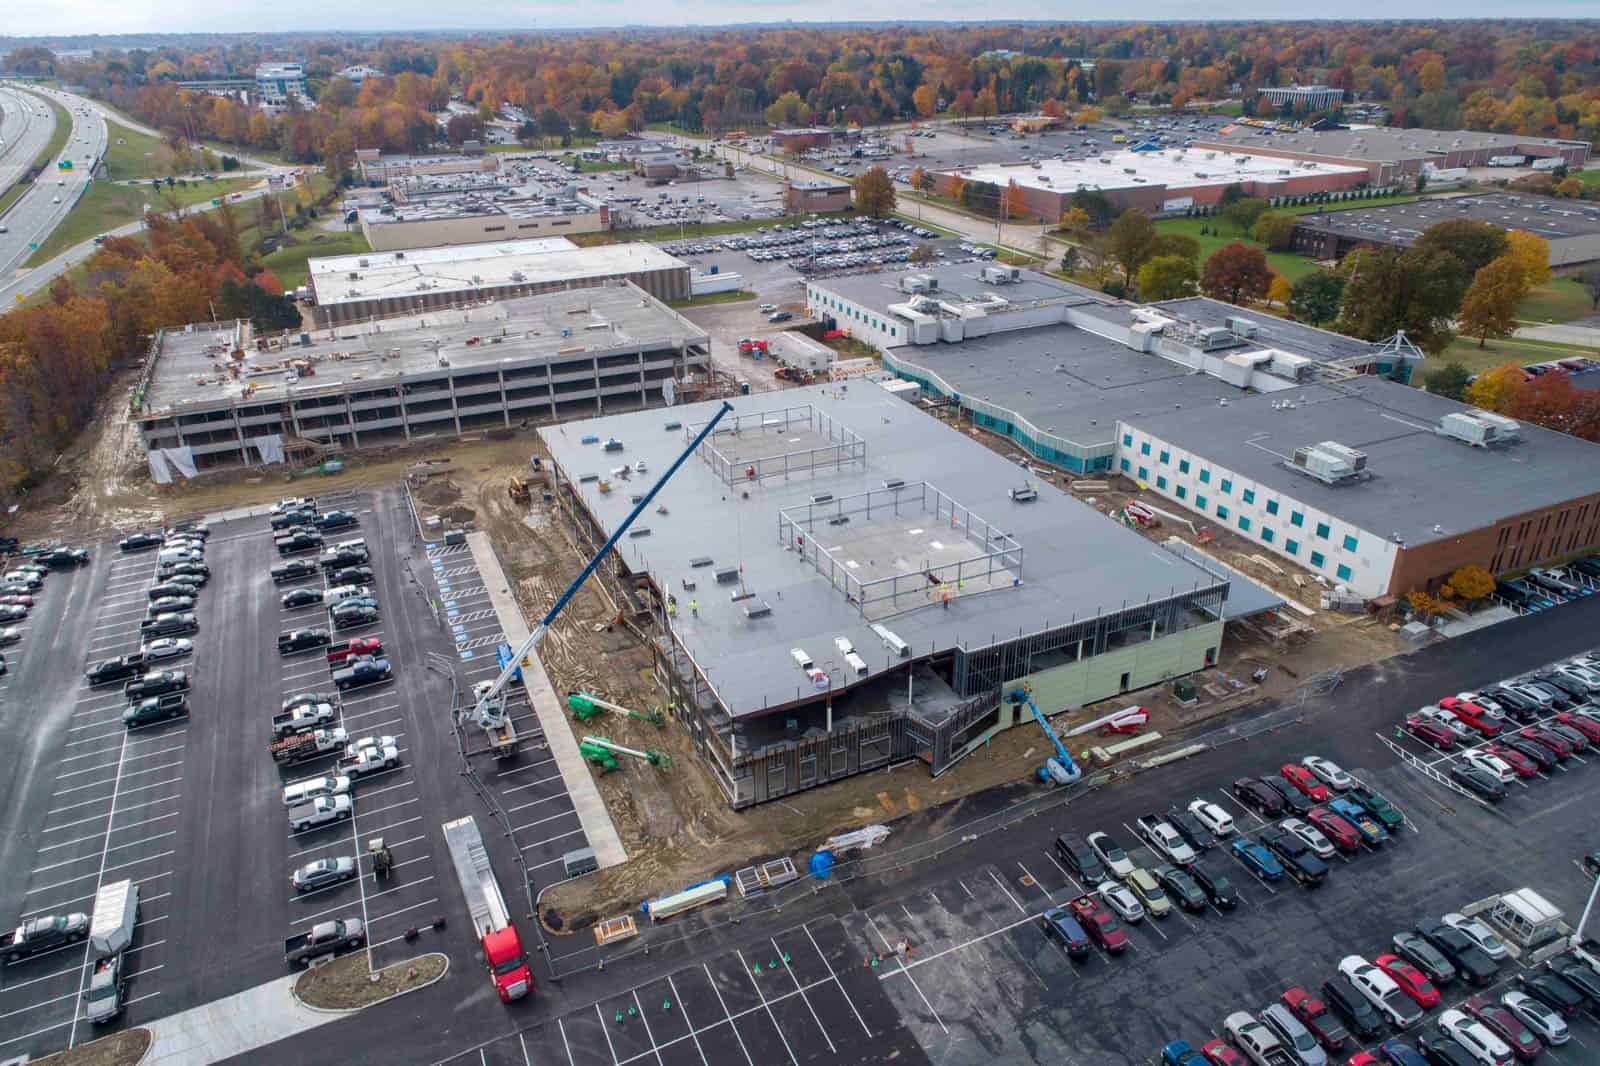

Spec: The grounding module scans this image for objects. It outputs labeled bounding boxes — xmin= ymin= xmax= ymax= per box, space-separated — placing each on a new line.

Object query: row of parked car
xmin=1494 ymin=559 xmax=1600 ymax=614
xmin=0 ymin=541 xmax=91 ymax=675
xmin=1398 ymin=653 xmax=1600 ymax=802
xmin=1162 ymin=916 xmax=1600 ymax=1065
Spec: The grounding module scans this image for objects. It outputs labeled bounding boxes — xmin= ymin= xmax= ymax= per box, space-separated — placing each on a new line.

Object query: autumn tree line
xmin=0 ymin=209 xmax=301 ymax=503
xmin=37 ymin=20 xmax=1600 ymax=174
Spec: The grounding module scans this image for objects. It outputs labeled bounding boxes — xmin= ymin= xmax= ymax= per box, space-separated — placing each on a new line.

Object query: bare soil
xmin=33 ymin=1028 xmax=150 ymax=1066
xmin=294 ymin=951 xmax=448 ymax=1010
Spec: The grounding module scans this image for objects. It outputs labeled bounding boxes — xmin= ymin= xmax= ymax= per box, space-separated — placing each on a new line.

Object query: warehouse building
xmin=784 ymin=178 xmax=853 ymax=214
xmin=307 ymin=239 xmax=690 ymax=327
xmin=1256 ymin=85 xmax=1345 ymax=111
xmin=928 ymin=149 xmax=1368 ymax=219
xmin=819 ymin=264 xmax=1600 ymax=599
xmin=1291 ymin=192 xmax=1600 ymax=269
xmin=132 ymin=282 xmax=711 ymax=478
xmin=354 ymin=149 xmax=499 ymax=185
xmin=541 ymin=388 xmax=1246 ymax=808
xmin=357 ymin=169 xmax=610 ymax=251
xmin=771 ymin=128 xmax=861 ymax=154
xmin=1192 ymin=126 xmax=1592 ymax=186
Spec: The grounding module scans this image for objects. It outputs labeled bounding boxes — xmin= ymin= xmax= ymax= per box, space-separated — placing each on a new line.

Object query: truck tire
xmin=338 ymin=811 xmax=351 ymax=821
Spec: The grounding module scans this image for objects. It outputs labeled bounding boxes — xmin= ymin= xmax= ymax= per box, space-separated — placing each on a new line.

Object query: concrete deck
xmin=140 ymin=974 xmax=343 ymax=1066
xmin=467 ymin=531 xmax=627 ymax=870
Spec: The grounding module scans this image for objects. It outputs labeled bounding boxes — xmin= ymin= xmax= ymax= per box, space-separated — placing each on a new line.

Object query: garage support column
xmin=343 ymin=394 xmax=360 ymax=447
xmin=499 ymin=368 xmax=509 ymax=429
xmin=230 ymin=408 xmax=252 ymax=467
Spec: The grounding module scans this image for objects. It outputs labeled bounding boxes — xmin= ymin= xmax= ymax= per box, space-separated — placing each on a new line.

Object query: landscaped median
xmin=31 ymin=1028 xmax=151 ymax=1066
xmin=293 ymin=951 xmax=449 ymax=1011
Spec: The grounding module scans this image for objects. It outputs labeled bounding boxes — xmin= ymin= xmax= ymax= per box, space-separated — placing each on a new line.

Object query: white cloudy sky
xmin=12 ymin=0 xmax=1597 ymax=35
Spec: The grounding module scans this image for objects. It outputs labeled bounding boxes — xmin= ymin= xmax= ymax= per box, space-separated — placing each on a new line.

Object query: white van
xmin=281 ymin=775 xmax=351 ymax=807
xmin=157 ymin=547 xmax=202 ymax=565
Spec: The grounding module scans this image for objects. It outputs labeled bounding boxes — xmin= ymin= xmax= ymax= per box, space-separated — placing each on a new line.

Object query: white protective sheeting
xmin=148 ymin=450 xmax=173 ymax=485
xmin=163 ymin=447 xmax=198 ymax=479
xmin=251 ymin=434 xmax=287 ymax=465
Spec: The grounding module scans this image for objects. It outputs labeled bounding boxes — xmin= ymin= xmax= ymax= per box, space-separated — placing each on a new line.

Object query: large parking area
xmin=0 ymin=485 xmax=583 ymax=1060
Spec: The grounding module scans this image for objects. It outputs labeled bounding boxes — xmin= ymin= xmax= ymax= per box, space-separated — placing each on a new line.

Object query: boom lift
xmin=1007 ymin=688 xmax=1082 ymax=785
xmin=466 ymin=402 xmax=734 ymax=735
xmin=566 ymin=691 xmax=665 ymax=726
xmin=579 ymin=736 xmax=672 ymax=772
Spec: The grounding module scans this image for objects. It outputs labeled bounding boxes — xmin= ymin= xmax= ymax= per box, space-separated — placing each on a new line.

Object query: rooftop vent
xmin=714 ymin=567 xmax=741 ymax=584
xmin=1291 ymin=441 xmax=1369 ymax=485
xmin=743 ymin=601 xmax=773 ymax=620
xmin=1225 ymin=316 xmax=1259 ymax=338
xmin=1437 ymin=411 xmax=1520 ymax=448
xmin=883 ymin=478 xmax=905 ymax=490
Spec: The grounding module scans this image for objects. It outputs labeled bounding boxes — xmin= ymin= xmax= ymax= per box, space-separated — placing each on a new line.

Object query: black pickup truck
xmin=86 ymin=653 xmax=146 ymax=686
xmin=333 ymin=657 xmax=392 ymax=692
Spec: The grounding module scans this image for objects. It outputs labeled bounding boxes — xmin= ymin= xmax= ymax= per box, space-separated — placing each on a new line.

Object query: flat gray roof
xmin=1131 ymin=376 xmax=1600 ymax=548
xmin=1153 ymin=297 xmax=1377 ymax=364
xmin=817 ymin=264 xmax=1109 ymax=321
xmin=1197 ymin=125 xmax=1588 ymax=163
xmin=138 ymin=283 xmax=708 ymax=417
xmin=886 ymin=322 xmax=1240 ymax=448
xmin=540 ymin=384 xmax=1227 ymax=717
xmin=308 ymin=240 xmax=686 ymax=307
xmin=1293 ymin=192 xmax=1600 ymax=267
xmin=1160 ymin=540 xmax=1285 ymax=620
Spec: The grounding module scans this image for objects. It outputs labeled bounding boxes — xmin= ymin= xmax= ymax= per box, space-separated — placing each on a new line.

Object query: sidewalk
xmin=466 ymin=531 xmax=627 ymax=869
xmin=140 ymin=975 xmax=344 ymax=1066
xmin=1513 ymin=321 xmax=1600 ymax=347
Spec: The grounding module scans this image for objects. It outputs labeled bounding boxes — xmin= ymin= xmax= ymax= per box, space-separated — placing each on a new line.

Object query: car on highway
xmin=1280 ymin=818 xmax=1336 ymax=860
xmin=1185 ymin=863 xmax=1238 ymax=909
xmin=1451 ymin=763 xmax=1508 ymax=802
xmin=1039 ymin=907 xmax=1090 ymax=959
xmin=1305 ymin=806 xmax=1363 ymax=853
xmin=1125 ymin=868 xmax=1172 ymax=918
xmin=1300 ymin=755 xmax=1353 ymax=791
xmin=1499 ymin=990 xmax=1567 ymax=1046
xmin=1321 ymin=975 xmax=1386 ymax=1041
xmin=1463 ymin=994 xmax=1542 ymax=1061
xmin=1329 ymin=798 xmax=1388 ymax=845
xmin=292 ymin=857 xmax=357 ymax=893
xmin=1416 ymin=919 xmax=1499 ymax=986
xmin=1230 ymin=839 xmax=1284 ymax=881
xmin=3 ymin=912 xmax=90 ymax=962
xmin=1086 ymin=831 xmax=1135 ymax=879
xmin=139 ymin=638 xmax=192 ymax=662
xmin=1375 ymin=954 xmax=1440 ymax=1008
xmin=1231 ymin=777 xmax=1287 ymax=816
xmin=1280 ymin=987 xmax=1348 ymax=1053
xmin=1437 ymin=1008 xmax=1514 ymax=1065
xmin=1278 ymin=764 xmax=1329 ymax=802
xmin=1188 ymin=799 xmax=1236 ymax=837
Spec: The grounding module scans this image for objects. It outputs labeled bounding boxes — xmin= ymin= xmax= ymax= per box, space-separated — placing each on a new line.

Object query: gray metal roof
xmin=1292 ymin=192 xmax=1600 ymax=268
xmin=1196 ymin=126 xmax=1588 ymax=164
xmin=815 ymin=264 xmax=1107 ymax=321
xmin=886 ymin=322 xmax=1240 ymax=448
xmin=1152 ymin=297 xmax=1377 ymax=364
xmin=540 ymin=384 xmax=1227 ymax=717
xmin=1130 ymin=376 xmax=1600 ymax=548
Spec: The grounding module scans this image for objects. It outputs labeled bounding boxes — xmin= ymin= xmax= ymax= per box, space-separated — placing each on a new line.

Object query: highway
xmin=0 ymin=85 xmax=55 ymax=196
xmin=0 ymin=84 xmax=107 ymax=288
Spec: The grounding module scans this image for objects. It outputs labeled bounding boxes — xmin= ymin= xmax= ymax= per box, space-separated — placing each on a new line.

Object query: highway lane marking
xmin=520 ymin=828 xmax=585 ymax=852
xmin=865 ymin=912 xmax=947 ymax=1034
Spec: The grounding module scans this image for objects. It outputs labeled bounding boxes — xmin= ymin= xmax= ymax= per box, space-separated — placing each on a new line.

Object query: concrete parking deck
xmin=467 ymin=531 xmax=626 ymax=869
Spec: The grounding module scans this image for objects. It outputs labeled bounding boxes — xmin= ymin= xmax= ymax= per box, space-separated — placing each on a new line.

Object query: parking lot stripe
xmin=556 ymin=1019 xmax=577 ymax=1066
xmin=21 ymin=878 xmax=171 ymax=921
xmin=500 ymin=769 xmax=562 ymax=795
xmin=1043 ymin=853 xmax=1084 ymax=895
xmin=864 ymin=914 xmax=947 ymax=1034
xmin=0 ymin=988 xmax=80 ymax=1023
xmin=665 ymin=975 xmax=710 ymax=1065
xmin=629 ymin=989 xmax=665 ymax=1066
xmin=505 ymin=790 xmax=571 ymax=815
xmin=298 ymin=876 xmax=435 ymax=926
xmin=497 ymin=755 xmax=557 ymax=779
xmin=32 ymin=830 xmax=177 ymax=874
xmin=510 ymin=807 xmax=577 ymax=835
xmin=801 ymin=922 xmax=873 ymax=1036
xmin=519 ymin=827 xmax=585 ymax=852
xmin=354 ymin=815 xmax=422 ymax=840
xmin=700 ymin=963 xmax=756 ymax=1066
xmin=768 ymin=938 xmax=836 ymax=1053
xmin=63 ymin=723 xmax=130 ymax=1048
xmin=364 ymin=897 xmax=439 ymax=927
xmin=0 ymin=963 xmax=80 ymax=992
xmin=986 ymin=868 xmax=1026 ymax=914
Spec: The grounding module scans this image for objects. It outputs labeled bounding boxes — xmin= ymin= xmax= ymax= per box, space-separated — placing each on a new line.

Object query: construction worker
xmin=689 ymin=599 xmax=698 ymax=616
xmin=942 ymin=591 xmax=950 ymax=610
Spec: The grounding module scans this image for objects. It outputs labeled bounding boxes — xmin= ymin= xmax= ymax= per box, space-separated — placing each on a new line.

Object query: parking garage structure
xmin=132 ymin=282 xmax=711 ymax=477
xmin=540 ymin=387 xmax=1232 ymax=808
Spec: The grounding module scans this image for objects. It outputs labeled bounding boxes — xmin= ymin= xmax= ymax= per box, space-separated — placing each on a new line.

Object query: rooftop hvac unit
xmin=714 ymin=567 xmax=740 ymax=584
xmin=743 ymin=601 xmax=773 ymax=620
xmin=883 ymin=478 xmax=906 ymax=490
xmin=1225 ymin=316 xmax=1259 ymax=337
xmin=871 ymin=623 xmax=909 ymax=658
xmin=1195 ymin=326 xmax=1238 ymax=351
xmin=981 ymin=265 xmax=1021 ymax=285
xmin=1291 ymin=441 xmax=1368 ymax=484
xmin=790 ymin=647 xmax=814 ymax=671
xmin=358 ymin=259 xmax=369 ymax=268
xmin=1437 ymin=411 xmax=1520 ymax=447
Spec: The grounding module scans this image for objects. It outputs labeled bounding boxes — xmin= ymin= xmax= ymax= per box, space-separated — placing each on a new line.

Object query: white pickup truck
xmin=339 ymin=743 xmax=399 ymax=779
xmin=272 ymin=701 xmax=338 ymax=738
xmin=288 ymin=794 xmax=352 ymax=832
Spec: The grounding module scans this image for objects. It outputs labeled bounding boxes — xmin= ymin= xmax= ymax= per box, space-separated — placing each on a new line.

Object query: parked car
xmin=1416 ymin=919 xmax=1499 ymax=986
xmin=1392 ymin=931 xmax=1458 ymax=986
xmin=1463 ymin=994 xmax=1542 ymax=1062
xmin=1437 ymin=1008 xmax=1514 ymax=1065
xmin=1306 ymin=807 xmax=1363 ymax=853
xmin=1167 ymin=807 xmax=1218 ymax=851
xmin=1280 ymin=987 xmax=1349 ymax=1053
xmin=1300 ymin=755 xmax=1354 ymax=791
xmin=1039 ymin=907 xmax=1091 ymax=959
xmin=1322 ymin=975 xmax=1386 ymax=1041
xmin=1223 ymin=1012 xmax=1293 ymax=1066
xmin=1499 ymin=990 xmax=1568 ymax=1046
xmin=1125 ymin=868 xmax=1172 ymax=918
xmin=1231 ymin=839 xmax=1284 ymax=882
xmin=1095 ymin=880 xmax=1145 ymax=923
xmin=1260 ymin=1002 xmax=1327 ymax=1066
xmin=1262 ymin=777 xmax=1313 ymax=815
xmin=291 ymin=857 xmax=357 ymax=893
xmin=1232 ymin=777 xmax=1287 ymax=817
xmin=118 ymin=532 xmax=162 ymax=552
xmin=1086 ymin=831 xmax=1135 ymax=879
xmin=1480 ymin=744 xmax=1538 ymax=779
xmin=281 ymin=587 xmax=323 ymax=609
xmin=1377 ymin=954 xmax=1441 ymax=1008
xmin=1258 ymin=826 xmax=1328 ymax=886
xmin=1280 ymin=818 xmax=1336 ymax=860
xmin=139 ymin=638 xmax=193 ymax=662
xmin=1329 ymin=799 xmax=1389 ymax=845
xmin=1188 ymin=799 xmax=1236 ymax=837
xmin=1279 ymin=764 xmax=1329 ymax=802
xmin=1186 ymin=862 xmax=1238 ymax=909
xmin=1152 ymin=864 xmax=1207 ymax=913
xmin=1451 ymin=763 xmax=1508 ymax=802
xmin=1054 ymin=833 xmax=1105 ymax=884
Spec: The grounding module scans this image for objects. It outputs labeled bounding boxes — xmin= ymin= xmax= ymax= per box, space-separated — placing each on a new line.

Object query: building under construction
xmin=541 ymin=386 xmax=1242 ymax=808
xmin=133 ymin=282 xmax=711 ymax=479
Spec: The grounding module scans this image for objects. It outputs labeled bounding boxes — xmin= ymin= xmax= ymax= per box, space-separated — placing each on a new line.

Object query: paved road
xmin=0 ymin=84 xmax=105 ymax=286
xmin=0 ymin=85 xmax=54 ymax=197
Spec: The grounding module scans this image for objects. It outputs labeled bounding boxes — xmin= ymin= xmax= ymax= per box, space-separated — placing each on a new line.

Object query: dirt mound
xmin=413 ymin=478 xmax=462 ymax=507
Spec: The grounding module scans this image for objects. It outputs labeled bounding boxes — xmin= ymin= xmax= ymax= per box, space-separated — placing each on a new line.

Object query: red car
xmin=1281 ymin=986 xmax=1350 ymax=1051
xmin=1483 ymin=743 xmax=1539 ymax=778
xmin=1375 ymin=953 xmax=1440 ymax=1008
xmin=1306 ymin=806 xmax=1363 ymax=853
xmin=1404 ymin=714 xmax=1458 ymax=750
xmin=1464 ymin=993 xmax=1543 ymax=1062
xmin=1555 ymin=711 xmax=1600 ymax=744
xmin=1346 ymin=1056 xmax=1378 ymax=1066
xmin=1067 ymin=894 xmax=1127 ymax=954
xmin=1279 ymin=763 xmax=1330 ymax=802
xmin=1438 ymin=696 xmax=1503 ymax=736
xmin=1520 ymin=725 xmax=1574 ymax=760
xmin=1199 ymin=1039 xmax=1247 ymax=1066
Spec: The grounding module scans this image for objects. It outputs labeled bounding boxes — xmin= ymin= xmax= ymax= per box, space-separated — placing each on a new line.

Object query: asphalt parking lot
xmin=0 ymin=485 xmax=581 ymax=1059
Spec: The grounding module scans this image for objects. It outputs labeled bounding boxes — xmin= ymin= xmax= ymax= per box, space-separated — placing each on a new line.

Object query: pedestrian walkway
xmin=466 ymin=531 xmax=627 ymax=869
xmin=140 ymin=975 xmax=342 ymax=1066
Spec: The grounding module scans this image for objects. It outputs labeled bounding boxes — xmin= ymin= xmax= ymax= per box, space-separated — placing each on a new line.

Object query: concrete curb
xmin=466 ymin=530 xmax=628 ymax=869
xmin=288 ymin=951 xmax=451 ymax=1015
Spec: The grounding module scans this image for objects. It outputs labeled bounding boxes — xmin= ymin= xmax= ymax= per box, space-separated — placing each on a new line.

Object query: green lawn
xmin=1573 ymin=168 xmax=1600 ymax=189
xmin=24 ymin=176 xmax=255 ymax=266
xmin=1152 ymin=215 xmax=1318 ymax=282
xmin=569 ymin=157 xmax=631 ymax=174
xmin=1439 ymin=334 xmax=1599 ymax=376
xmin=1517 ymin=277 xmax=1592 ymax=325
xmin=101 ymin=121 xmax=167 ymax=181
xmin=259 ymin=230 xmax=370 ymax=291
xmin=666 ymin=289 xmax=755 ymax=309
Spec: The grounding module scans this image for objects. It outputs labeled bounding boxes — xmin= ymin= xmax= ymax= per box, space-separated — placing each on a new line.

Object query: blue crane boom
xmin=472 ymin=401 xmax=735 ymax=727
xmin=1007 ymin=689 xmax=1082 ymax=785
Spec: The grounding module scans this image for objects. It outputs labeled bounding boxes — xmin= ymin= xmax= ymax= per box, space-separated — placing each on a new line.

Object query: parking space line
xmin=0 ymin=987 xmax=80 ymax=1022
xmin=510 ymin=807 xmax=577 ymax=834
xmin=1043 ymin=853 xmax=1084 ymax=895
xmin=364 ymin=897 xmax=438 ymax=926
xmin=701 ymin=963 xmax=757 ymax=1066
xmin=630 ymin=989 xmax=666 ymax=1066
xmin=496 ymin=756 xmax=557 ymax=779
xmin=986 ymin=867 xmax=1026 ymax=914
xmin=865 ymin=914 xmax=947 ymax=1034
xmin=520 ymin=828 xmax=585 ymax=852
xmin=1218 ymin=789 xmax=1267 ymax=828
xmin=594 ymin=1003 xmax=623 ymax=1066
xmin=0 ymin=963 xmax=80 ymax=992
xmin=665 ymin=975 xmax=710 ymax=1065
xmin=64 ymin=722 xmax=130 ymax=1047
xmin=505 ymin=790 xmax=571 ymax=814
xmin=32 ymin=830 xmax=176 ymax=874
xmin=500 ymin=769 xmax=562 ymax=795
xmin=767 ymin=938 xmax=836 ymax=1053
